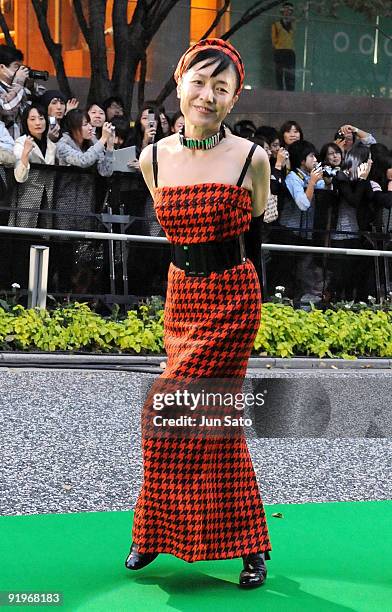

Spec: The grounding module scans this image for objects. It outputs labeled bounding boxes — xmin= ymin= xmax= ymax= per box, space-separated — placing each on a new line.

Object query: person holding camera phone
xmin=39 ymin=90 xmax=81 ymax=143
xmin=0 ymin=45 xmax=47 ymax=139
xmin=39 ymin=90 xmax=67 ymax=143
xmin=328 ymin=143 xmax=374 ymax=301
xmin=127 ymin=103 xmax=165 ymax=171
xmin=127 ymin=102 xmax=168 ymax=288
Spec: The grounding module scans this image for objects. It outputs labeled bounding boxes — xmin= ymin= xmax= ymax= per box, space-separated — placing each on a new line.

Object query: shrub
xmin=254 ymin=303 xmax=392 ymax=358
xmin=0 ymin=302 xmax=164 ymax=354
xmin=1 ymin=302 xmax=392 ymax=358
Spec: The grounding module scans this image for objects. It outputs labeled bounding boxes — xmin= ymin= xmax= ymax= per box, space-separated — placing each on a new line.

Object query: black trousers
xmin=266 ymin=226 xmax=328 ymax=301
xmin=274 ymin=49 xmax=296 ymax=91
xmin=328 ymin=238 xmax=375 ymax=302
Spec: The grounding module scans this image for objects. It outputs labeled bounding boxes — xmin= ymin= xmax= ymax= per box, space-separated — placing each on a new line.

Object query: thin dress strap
xmin=152 ymin=142 xmax=158 ymax=188
xmin=236 ymin=142 xmax=258 ymax=187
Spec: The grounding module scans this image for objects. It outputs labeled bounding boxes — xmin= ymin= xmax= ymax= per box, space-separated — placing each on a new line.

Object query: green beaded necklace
xmin=179 ymin=125 xmax=226 ymax=150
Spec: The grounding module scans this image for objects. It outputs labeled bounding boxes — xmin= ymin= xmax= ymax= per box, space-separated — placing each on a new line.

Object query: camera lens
xmin=28 ymin=69 xmax=49 ymax=81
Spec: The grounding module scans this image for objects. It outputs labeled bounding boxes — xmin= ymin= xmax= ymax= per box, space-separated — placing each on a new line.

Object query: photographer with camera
xmin=334 ymin=124 xmax=376 ymax=157
xmin=319 ymin=142 xmax=342 ymax=175
xmin=56 ymin=109 xmax=114 ymax=174
xmin=54 ymin=110 xmax=115 ymax=292
xmin=0 ymin=45 xmax=47 ymax=139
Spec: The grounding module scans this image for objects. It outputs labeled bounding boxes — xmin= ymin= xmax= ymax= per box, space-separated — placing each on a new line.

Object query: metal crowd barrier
xmin=0 ymin=163 xmax=170 ymax=305
xmin=0 ymin=164 xmax=391 ymax=306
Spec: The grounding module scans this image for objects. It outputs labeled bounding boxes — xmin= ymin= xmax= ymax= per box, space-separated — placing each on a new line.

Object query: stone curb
xmin=0 ymin=352 xmax=392 ymax=369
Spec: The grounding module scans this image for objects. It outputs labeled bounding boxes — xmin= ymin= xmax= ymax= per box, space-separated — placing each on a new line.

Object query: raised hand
xmin=65 ymin=98 xmax=80 ymax=114
xmin=21 ymin=136 xmax=35 ymax=165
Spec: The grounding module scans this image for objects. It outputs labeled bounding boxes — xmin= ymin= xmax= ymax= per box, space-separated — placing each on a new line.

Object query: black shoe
xmin=239 ymin=552 xmax=267 ymax=588
xmin=125 ymin=542 xmax=158 ymax=570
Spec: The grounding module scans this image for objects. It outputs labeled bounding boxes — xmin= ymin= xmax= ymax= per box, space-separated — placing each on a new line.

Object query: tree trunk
xmin=30 ymin=0 xmax=72 ymax=98
xmin=0 ymin=8 xmax=15 ymax=47
xmin=117 ymin=44 xmax=143 ymax=117
xmin=86 ymin=0 xmax=111 ymax=103
xmin=111 ymin=0 xmax=132 ymax=95
xmin=112 ymin=0 xmax=146 ymax=116
xmin=112 ymin=0 xmax=181 ymax=116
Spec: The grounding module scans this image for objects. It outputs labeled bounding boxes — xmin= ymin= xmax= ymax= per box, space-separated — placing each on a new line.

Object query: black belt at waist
xmin=171 ymin=234 xmax=247 ymax=277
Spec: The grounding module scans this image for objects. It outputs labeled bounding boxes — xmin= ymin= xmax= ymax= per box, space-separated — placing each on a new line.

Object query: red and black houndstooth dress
xmin=132 ymin=143 xmax=271 ymax=563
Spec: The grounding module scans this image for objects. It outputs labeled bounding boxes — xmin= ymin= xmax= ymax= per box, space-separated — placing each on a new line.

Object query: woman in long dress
xmin=126 ymin=38 xmax=272 ymax=589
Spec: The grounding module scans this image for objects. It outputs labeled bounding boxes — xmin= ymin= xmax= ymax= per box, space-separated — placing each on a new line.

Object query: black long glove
xmin=244 ymin=215 xmax=263 ymax=284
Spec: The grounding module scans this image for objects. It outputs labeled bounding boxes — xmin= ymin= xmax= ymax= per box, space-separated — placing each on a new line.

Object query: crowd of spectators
xmin=0 ymin=43 xmax=392 ymax=303
xmin=231 ymin=118 xmax=392 ymax=303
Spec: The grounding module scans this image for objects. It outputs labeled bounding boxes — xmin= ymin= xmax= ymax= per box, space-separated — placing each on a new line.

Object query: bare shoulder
xmin=139 ymin=142 xmax=153 ymax=173
xmin=156 ymin=133 xmax=179 ymax=154
xmin=251 ymin=143 xmax=270 ymax=169
xmin=226 ymin=133 xmax=268 ymax=164
xmin=225 ymin=133 xmax=254 ymax=153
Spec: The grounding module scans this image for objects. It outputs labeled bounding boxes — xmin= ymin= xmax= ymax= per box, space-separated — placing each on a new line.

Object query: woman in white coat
xmin=9 ymin=104 xmax=57 ymax=228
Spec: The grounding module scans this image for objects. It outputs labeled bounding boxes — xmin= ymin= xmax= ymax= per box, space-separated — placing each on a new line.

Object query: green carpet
xmin=1 ymin=501 xmax=391 ymax=612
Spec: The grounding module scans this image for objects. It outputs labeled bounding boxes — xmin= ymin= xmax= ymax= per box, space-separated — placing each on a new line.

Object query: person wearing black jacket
xmin=329 ymin=144 xmax=373 ymax=301
xmin=246 ymin=135 xmax=287 ymax=289
xmin=369 ymin=155 xmax=392 ymax=232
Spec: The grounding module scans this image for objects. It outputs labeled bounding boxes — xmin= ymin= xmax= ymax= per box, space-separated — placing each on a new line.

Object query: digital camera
xmin=28 ymin=69 xmax=49 ymax=81
xmin=322 ymin=165 xmax=340 ymax=178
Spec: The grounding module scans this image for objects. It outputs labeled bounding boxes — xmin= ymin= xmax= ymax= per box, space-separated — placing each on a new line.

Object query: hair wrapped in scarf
xmin=174 ymin=38 xmax=245 ymax=96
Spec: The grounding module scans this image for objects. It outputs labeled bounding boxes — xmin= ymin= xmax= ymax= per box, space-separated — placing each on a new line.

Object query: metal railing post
xmin=28 ymin=246 xmax=49 ymax=309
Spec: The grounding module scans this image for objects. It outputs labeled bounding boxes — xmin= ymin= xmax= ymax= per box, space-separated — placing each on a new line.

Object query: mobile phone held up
xmin=147 ymin=110 xmax=156 ymax=143
xmin=147 ymin=111 xmax=155 ymax=129
xmin=48 ymin=116 xmax=57 ymax=127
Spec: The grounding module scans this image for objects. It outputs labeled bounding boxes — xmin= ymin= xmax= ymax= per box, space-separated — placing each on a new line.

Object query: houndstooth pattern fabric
xmin=132 ymin=183 xmax=272 ymax=562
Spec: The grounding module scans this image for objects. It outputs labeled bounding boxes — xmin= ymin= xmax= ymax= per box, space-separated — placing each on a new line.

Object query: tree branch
xmin=0 ymin=7 xmax=15 ymax=47
xmin=41 ymin=0 xmax=48 ymax=18
xmin=376 ymin=25 xmax=392 ymax=42
xmin=238 ymin=0 xmax=267 ymax=22
xmin=202 ymin=0 xmax=230 ymax=39
xmin=72 ymin=0 xmax=90 ymax=45
xmin=221 ymin=0 xmax=284 ymax=38
xmin=146 ymin=0 xmax=181 ymax=36
xmin=30 ymin=0 xmax=72 ymax=98
xmin=138 ymin=53 xmax=147 ymax=109
xmin=127 ymin=0 xmax=146 ymax=32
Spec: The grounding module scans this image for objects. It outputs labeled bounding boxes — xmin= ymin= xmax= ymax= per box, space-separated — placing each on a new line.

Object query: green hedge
xmin=254 ymin=303 xmax=392 ymax=358
xmin=0 ymin=303 xmax=164 ymax=354
xmin=1 ymin=302 xmax=392 ymax=358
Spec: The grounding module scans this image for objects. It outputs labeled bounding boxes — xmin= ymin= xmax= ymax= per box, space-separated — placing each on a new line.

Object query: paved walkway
xmin=1 ymin=368 xmax=391 ymax=515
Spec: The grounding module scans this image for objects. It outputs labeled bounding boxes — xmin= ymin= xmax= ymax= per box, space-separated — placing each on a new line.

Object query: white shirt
xmin=13 ymin=135 xmax=56 ymax=183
